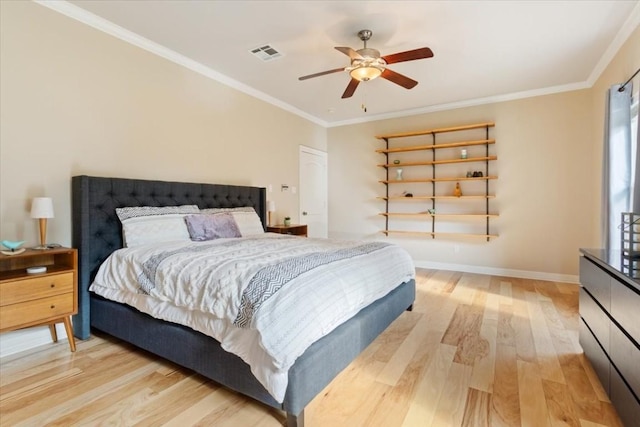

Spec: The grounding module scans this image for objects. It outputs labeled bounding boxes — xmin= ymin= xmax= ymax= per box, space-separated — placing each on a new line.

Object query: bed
xmin=71 ymin=175 xmax=416 ymax=427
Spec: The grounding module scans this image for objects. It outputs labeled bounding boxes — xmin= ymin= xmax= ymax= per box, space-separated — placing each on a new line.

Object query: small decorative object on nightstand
xmin=284 ymin=216 xmax=291 ymax=226
xmin=267 ymin=224 xmax=308 ymax=237
xmin=1 ymin=240 xmax=25 ymax=256
xmin=31 ymin=197 xmax=54 ymax=250
xmin=0 ymin=247 xmax=78 ymax=352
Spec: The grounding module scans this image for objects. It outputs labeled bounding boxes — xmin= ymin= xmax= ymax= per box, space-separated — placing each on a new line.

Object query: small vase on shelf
xmin=284 ymin=217 xmax=291 ymax=226
xmin=396 ymin=168 xmax=404 ymax=181
xmin=453 ymin=182 xmax=462 ymax=197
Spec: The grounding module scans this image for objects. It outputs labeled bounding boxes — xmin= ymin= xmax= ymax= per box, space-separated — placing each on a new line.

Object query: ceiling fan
xmin=299 ymin=29 xmax=434 ymax=99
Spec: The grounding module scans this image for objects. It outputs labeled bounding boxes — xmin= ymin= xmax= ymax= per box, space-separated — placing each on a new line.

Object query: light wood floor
xmin=0 ymin=269 xmax=623 ymax=427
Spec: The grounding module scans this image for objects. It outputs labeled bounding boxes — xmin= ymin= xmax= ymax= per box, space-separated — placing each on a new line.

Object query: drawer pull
xmin=50 ymin=305 xmax=55 ymax=309
xmin=50 ymin=284 xmax=55 ymax=288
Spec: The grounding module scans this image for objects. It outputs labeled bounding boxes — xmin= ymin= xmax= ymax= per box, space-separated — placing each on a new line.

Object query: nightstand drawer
xmin=0 ymin=293 xmax=74 ymax=330
xmin=0 ymin=272 xmax=74 ymax=306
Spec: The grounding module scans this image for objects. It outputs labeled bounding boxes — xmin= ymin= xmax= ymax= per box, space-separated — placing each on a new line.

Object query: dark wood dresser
xmin=579 ymin=248 xmax=639 ymax=426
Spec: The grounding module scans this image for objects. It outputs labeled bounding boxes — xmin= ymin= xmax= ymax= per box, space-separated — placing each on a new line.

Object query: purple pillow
xmin=184 ymin=213 xmax=241 ymax=241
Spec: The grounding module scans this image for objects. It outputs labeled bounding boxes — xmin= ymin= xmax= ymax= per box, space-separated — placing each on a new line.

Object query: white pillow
xmin=231 ymin=211 xmax=265 ymax=236
xmin=116 ymin=205 xmax=200 ymax=247
xmin=121 ymin=214 xmax=191 ymax=247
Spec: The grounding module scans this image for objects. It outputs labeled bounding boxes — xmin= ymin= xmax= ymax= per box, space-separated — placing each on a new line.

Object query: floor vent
xmin=249 ymin=45 xmax=283 ymax=61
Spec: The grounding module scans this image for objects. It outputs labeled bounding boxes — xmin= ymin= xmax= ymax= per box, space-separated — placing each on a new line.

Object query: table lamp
xmin=267 ymin=201 xmax=276 ymax=226
xmin=31 ymin=197 xmax=54 ymax=250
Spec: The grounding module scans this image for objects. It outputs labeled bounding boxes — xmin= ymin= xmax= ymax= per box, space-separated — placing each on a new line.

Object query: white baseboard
xmin=0 ymin=324 xmax=68 ymax=358
xmin=413 ymin=260 xmax=579 ymax=284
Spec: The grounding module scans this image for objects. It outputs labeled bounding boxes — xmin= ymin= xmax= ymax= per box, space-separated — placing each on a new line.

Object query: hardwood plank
xmin=491 ymin=344 xmax=521 ymax=427
xmin=542 ymin=379 xmax=581 ymax=427
xmin=525 ymin=291 xmax=566 ymax=383
xmin=431 ymin=361 xmax=473 ymax=427
xmin=461 ymin=387 xmax=492 ymax=427
xmin=401 ymin=343 xmax=456 ymax=427
xmin=518 ymin=359 xmax=552 ymax=427
xmin=512 ymin=281 xmax=538 ymax=363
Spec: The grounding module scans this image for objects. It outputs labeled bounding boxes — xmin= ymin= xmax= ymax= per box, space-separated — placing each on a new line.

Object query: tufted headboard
xmin=71 ymin=175 xmax=267 ymax=339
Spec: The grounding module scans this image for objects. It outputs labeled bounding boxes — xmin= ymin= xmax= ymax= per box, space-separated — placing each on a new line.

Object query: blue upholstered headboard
xmin=71 ymin=175 xmax=267 ymax=339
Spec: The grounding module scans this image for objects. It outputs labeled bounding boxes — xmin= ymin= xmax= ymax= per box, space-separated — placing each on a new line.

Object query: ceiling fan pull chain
xmin=361 ymin=86 xmax=368 ymax=112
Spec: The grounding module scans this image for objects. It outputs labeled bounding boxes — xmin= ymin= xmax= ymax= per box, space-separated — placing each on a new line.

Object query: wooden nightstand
xmin=266 ymin=224 xmax=308 ymax=237
xmin=0 ymin=247 xmax=78 ymax=352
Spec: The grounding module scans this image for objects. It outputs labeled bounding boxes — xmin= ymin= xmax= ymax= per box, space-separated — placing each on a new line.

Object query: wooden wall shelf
xmin=378 ymin=155 xmax=497 ymax=168
xmin=378 ymin=195 xmax=496 ymax=201
xmin=375 ymin=139 xmax=495 ymax=154
xmin=377 ymin=122 xmax=497 ymax=241
xmin=381 ymin=230 xmax=499 ymax=239
xmin=379 ymin=176 xmax=497 ymax=184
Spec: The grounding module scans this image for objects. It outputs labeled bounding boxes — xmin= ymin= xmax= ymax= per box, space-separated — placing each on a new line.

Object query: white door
xmin=299 ymin=146 xmax=328 ymax=238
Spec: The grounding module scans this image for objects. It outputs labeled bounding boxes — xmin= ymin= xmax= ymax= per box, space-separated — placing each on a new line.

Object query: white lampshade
xmin=267 ymin=201 xmax=276 ymax=212
xmin=31 ymin=197 xmax=54 ymax=219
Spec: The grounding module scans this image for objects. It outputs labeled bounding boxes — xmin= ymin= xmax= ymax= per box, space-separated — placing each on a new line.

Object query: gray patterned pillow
xmin=116 ymin=205 xmax=199 ymax=221
xmin=200 ymin=206 xmax=256 ymax=214
xmin=184 ymin=213 xmax=241 ymax=241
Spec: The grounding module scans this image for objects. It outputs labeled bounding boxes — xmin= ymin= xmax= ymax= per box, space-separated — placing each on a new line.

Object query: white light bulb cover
xmin=267 ymin=201 xmax=276 ymax=212
xmin=349 ymin=66 xmax=382 ymax=82
xmin=31 ymin=197 xmax=54 ymax=219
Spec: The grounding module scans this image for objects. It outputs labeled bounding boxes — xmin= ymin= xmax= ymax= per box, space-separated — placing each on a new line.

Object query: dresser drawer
xmin=579 ymin=287 xmax=610 ymax=354
xmin=0 ymin=293 xmax=74 ymax=331
xmin=610 ymin=323 xmax=640 ymax=397
xmin=579 ymin=318 xmax=610 ymax=395
xmin=610 ymin=364 xmax=640 ymax=427
xmin=580 ymin=257 xmax=611 ymax=312
xmin=0 ymin=272 xmax=74 ymax=306
xmin=610 ymin=280 xmax=640 ymax=344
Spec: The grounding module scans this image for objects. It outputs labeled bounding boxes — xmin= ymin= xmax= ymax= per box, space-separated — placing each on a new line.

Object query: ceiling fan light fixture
xmin=350 ymin=65 xmax=383 ymax=82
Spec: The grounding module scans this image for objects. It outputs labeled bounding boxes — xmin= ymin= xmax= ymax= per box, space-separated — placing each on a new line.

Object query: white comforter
xmin=90 ymin=234 xmax=415 ymax=402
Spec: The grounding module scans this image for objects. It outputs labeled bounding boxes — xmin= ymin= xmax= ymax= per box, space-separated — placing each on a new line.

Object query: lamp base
xmin=32 ymin=245 xmax=50 ymax=250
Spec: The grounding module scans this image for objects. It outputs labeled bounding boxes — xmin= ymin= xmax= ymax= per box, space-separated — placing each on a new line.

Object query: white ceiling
xmin=45 ymin=1 xmax=640 ymax=127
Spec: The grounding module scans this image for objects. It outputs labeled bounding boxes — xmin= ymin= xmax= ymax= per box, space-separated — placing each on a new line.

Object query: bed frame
xmin=71 ymin=175 xmax=415 ymax=427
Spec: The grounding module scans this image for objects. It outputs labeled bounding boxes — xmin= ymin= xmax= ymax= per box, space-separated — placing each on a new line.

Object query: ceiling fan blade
xmin=381 ymin=69 xmax=418 ymax=89
xmin=299 ymin=67 xmax=345 ymax=81
xmin=335 ymin=46 xmax=363 ymax=60
xmin=382 ymin=47 xmax=434 ymax=65
xmin=341 ymin=78 xmax=360 ymax=98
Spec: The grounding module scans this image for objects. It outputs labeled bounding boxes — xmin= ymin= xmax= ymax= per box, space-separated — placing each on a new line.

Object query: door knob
xmin=302 ymin=211 xmax=308 ymax=215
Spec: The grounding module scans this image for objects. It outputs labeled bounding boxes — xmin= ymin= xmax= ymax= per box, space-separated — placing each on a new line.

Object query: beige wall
xmin=328 ymin=91 xmax=595 ymax=278
xmin=327 ymin=25 xmax=639 ymax=279
xmin=0 ymin=1 xmax=326 ymax=249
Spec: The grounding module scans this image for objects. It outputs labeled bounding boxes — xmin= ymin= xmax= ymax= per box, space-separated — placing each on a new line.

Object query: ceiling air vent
xmin=249 ymin=45 xmax=283 ymax=61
